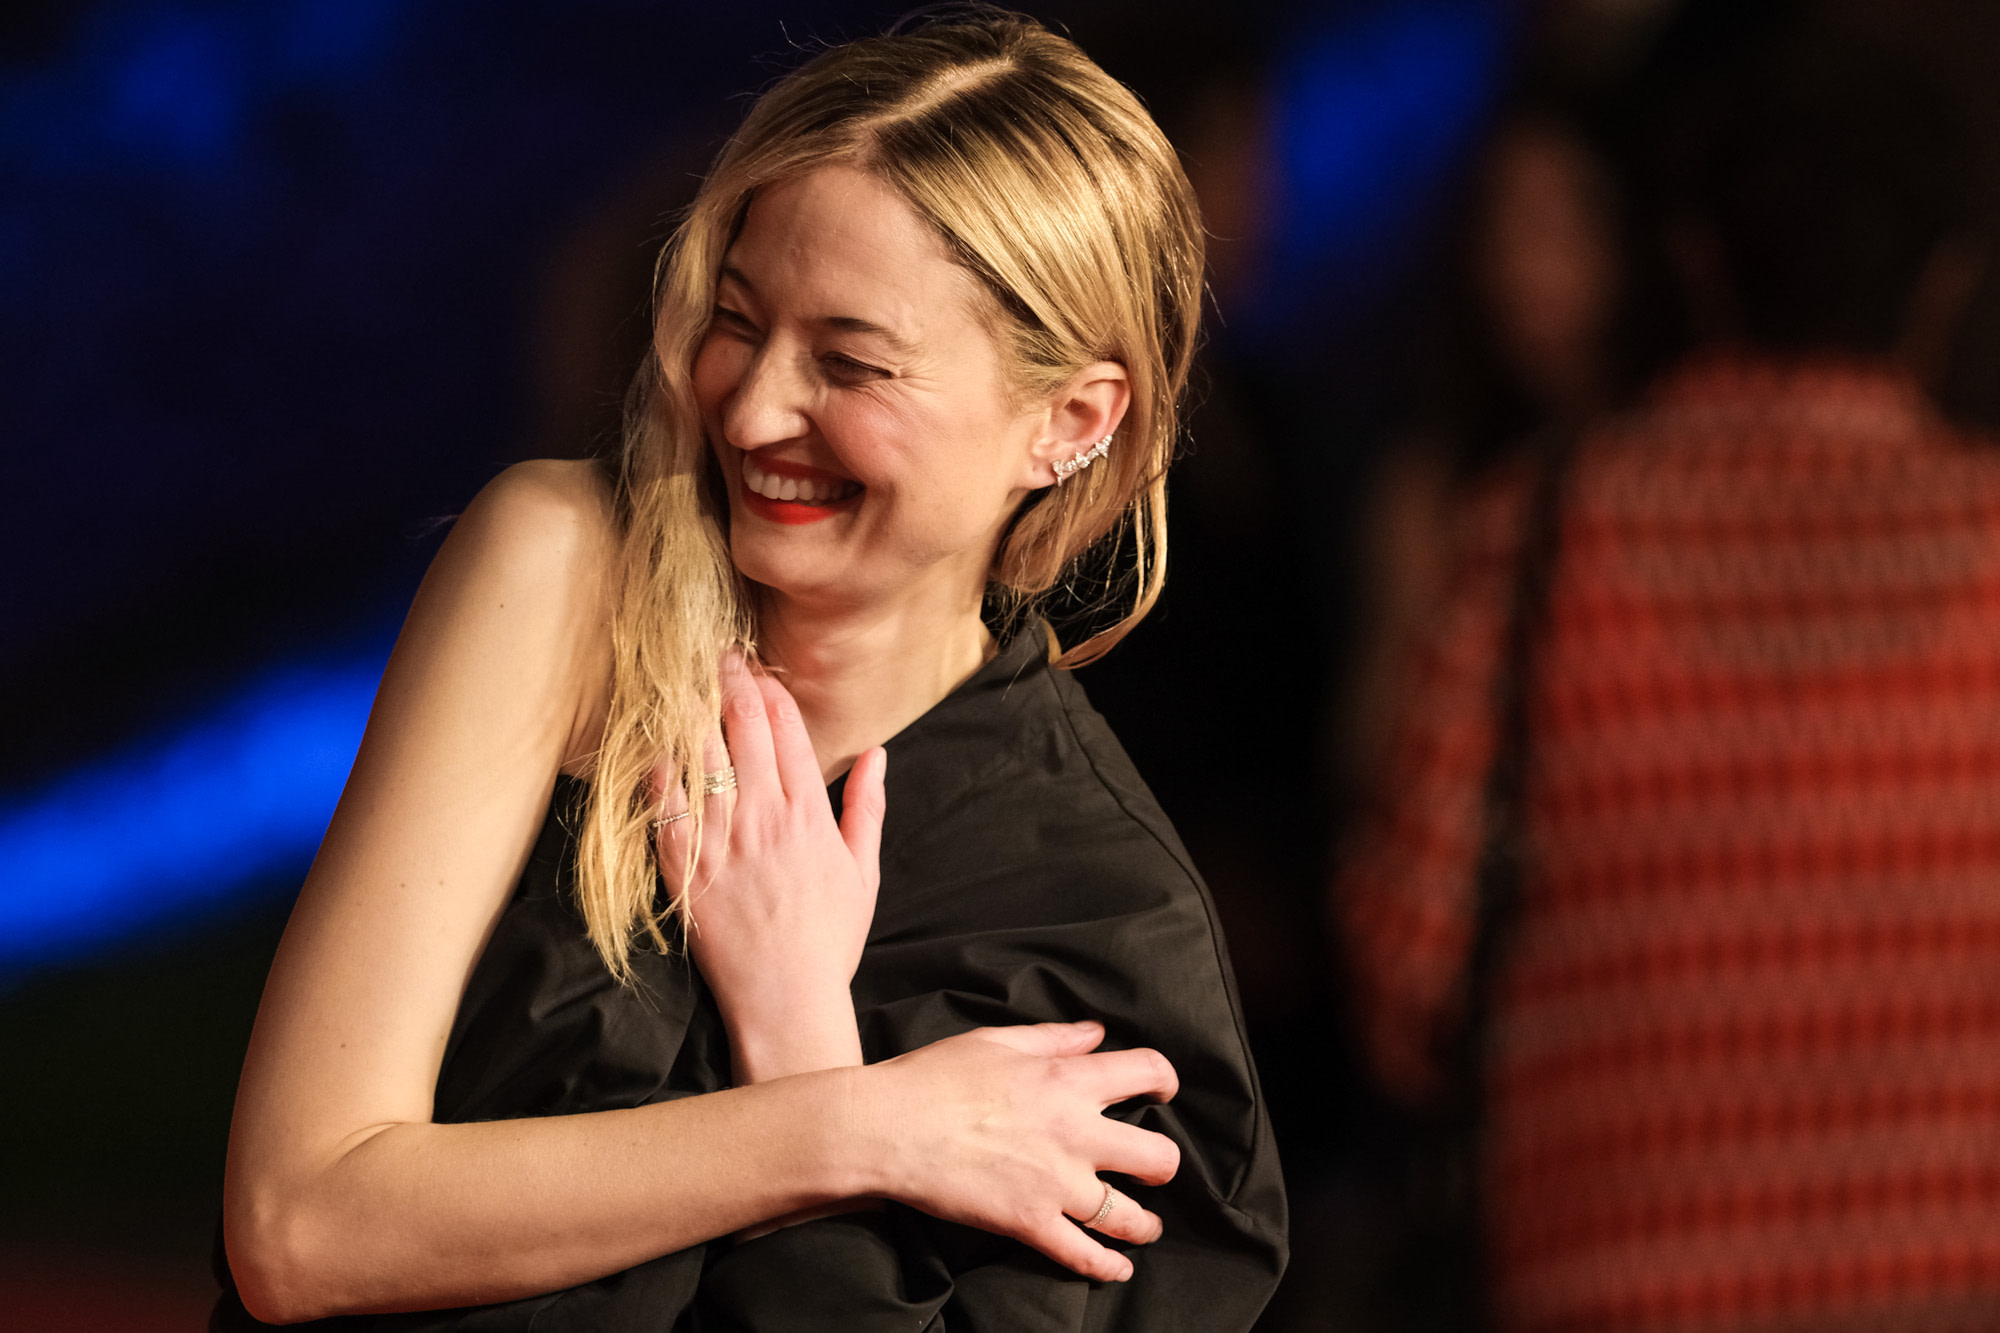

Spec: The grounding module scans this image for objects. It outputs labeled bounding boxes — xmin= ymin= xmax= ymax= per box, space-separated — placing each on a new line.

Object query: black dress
xmin=213 ymin=631 xmax=1287 ymax=1331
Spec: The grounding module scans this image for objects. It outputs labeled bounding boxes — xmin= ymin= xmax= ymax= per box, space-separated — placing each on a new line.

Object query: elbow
xmin=223 ymin=1121 xmax=411 ymax=1322
xmin=225 ymin=1192 xmax=347 ymax=1325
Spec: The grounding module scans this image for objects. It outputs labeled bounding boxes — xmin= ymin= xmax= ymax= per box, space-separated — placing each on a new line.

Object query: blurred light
xmin=0 ymin=0 xmax=414 ymax=177
xmin=0 ymin=642 xmax=390 ymax=984
xmin=275 ymin=0 xmax=407 ymax=85
xmin=1248 ymin=0 xmax=1508 ymax=328
xmin=102 ymin=15 xmax=245 ymax=167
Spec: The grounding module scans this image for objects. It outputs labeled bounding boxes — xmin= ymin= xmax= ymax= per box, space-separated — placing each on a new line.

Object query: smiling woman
xmin=214 ymin=11 xmax=1284 ymax=1330
xmin=696 ymin=164 xmax=1125 ymax=679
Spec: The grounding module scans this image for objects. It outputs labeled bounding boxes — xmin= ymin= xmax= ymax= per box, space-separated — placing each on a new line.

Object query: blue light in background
xmin=0 ymin=643 xmax=390 ymax=984
xmin=274 ymin=0 xmax=408 ymax=86
xmin=0 ymin=0 xmax=414 ymax=176
xmin=1247 ymin=0 xmax=1509 ymax=329
xmin=101 ymin=13 xmax=246 ymax=168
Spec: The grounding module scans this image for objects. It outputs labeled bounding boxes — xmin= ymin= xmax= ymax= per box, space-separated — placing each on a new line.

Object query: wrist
xmin=722 ymin=992 xmax=864 ymax=1084
xmin=825 ymin=1062 xmax=902 ymax=1203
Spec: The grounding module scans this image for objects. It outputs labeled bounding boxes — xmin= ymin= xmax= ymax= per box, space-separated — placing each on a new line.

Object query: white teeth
xmin=741 ymin=455 xmax=861 ymax=506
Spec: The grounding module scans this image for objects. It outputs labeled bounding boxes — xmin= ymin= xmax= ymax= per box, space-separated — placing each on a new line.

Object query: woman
xmin=218 ymin=13 xmax=1285 ymax=1329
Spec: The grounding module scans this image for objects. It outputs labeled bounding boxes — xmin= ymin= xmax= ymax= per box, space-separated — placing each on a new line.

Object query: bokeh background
xmin=5 ymin=0 xmax=2000 ymax=1327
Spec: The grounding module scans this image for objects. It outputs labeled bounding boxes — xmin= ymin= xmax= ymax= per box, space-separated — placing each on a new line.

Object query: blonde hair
xmin=575 ymin=9 xmax=1206 ymax=980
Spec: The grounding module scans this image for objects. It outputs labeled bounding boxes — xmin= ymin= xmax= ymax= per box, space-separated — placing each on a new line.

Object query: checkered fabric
xmin=1338 ymin=357 xmax=2000 ymax=1331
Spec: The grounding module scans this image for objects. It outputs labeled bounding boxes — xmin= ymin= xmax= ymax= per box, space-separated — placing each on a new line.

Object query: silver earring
xmin=1053 ymin=433 xmax=1113 ymax=483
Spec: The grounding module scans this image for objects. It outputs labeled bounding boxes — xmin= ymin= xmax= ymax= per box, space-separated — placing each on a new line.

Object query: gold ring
xmin=700 ymin=766 xmax=737 ymax=797
xmin=1088 ymin=1182 xmax=1116 ymax=1228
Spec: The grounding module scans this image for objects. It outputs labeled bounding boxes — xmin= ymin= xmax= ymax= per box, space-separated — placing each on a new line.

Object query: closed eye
xmin=710 ymin=304 xmax=758 ymax=336
xmin=821 ymin=353 xmax=888 ymax=382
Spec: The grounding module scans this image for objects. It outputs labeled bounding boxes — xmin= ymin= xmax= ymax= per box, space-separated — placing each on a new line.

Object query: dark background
xmin=4 ymin=1 xmax=1999 ymax=1327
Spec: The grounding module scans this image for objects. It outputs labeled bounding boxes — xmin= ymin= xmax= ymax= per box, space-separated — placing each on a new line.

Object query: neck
xmin=756 ymin=583 xmax=993 ymax=783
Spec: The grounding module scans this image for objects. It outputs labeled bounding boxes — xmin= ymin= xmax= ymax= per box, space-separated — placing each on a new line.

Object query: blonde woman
xmin=217 ymin=13 xmax=1285 ymax=1329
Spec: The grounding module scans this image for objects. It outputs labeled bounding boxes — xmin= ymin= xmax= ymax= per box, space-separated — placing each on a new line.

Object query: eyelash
xmin=821 ymin=353 xmax=886 ymax=381
xmin=709 ymin=306 xmax=887 ymax=382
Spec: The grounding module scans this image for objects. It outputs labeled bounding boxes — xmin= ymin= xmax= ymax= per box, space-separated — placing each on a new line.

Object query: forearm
xmin=226 ymin=1067 xmax=881 ymax=1323
xmin=716 ymin=988 xmax=880 ymax=1240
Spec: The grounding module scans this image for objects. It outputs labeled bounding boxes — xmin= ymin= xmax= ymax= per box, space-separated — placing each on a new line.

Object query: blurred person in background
xmin=1349 ymin=99 xmax=1633 ymax=801
xmin=1464 ymin=107 xmax=1630 ymax=445
xmin=1333 ymin=26 xmax=2000 ymax=1332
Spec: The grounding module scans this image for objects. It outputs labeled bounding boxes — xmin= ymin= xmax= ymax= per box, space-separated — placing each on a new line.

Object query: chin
xmin=729 ymin=535 xmax=844 ymax=604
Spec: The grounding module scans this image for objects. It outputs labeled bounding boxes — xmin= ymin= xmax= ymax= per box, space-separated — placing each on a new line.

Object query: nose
xmin=717 ymin=342 xmax=811 ymax=453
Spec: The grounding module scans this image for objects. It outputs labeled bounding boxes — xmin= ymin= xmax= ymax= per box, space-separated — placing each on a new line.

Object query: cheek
xmin=814 ymin=395 xmax=928 ymax=486
xmin=876 ymin=436 xmax=1029 ymax=550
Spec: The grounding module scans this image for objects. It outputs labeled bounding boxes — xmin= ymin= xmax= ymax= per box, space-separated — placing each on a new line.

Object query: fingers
xmin=650 ymin=754 xmax=693 ymax=885
xmin=1071 ymin=1046 xmax=1179 ymax=1108
xmin=1069 ymin=1181 xmax=1163 ymax=1246
xmin=1018 ymin=1216 xmax=1135 ymax=1284
xmin=839 ymin=746 xmax=887 ymax=892
xmin=968 ymin=1020 xmax=1106 ymax=1058
xmin=654 ymin=715 xmax=735 ymax=897
xmin=1089 ymin=1119 xmax=1182 ymax=1188
xmin=754 ymin=671 xmax=823 ymax=803
xmin=694 ymin=721 xmax=734 ymax=869
xmin=1086 ymin=1185 xmax=1164 ymax=1246
xmin=719 ymin=652 xmax=779 ymax=806
xmin=958 ymin=1029 xmax=1178 ymax=1111
xmin=647 ymin=754 xmax=684 ymax=822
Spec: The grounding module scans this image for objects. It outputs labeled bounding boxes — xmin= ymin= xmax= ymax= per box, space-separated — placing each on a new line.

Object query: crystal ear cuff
xmin=1053 ymin=433 xmax=1114 ymax=483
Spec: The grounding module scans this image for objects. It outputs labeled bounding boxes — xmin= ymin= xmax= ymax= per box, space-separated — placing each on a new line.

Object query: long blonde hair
xmin=575 ymin=10 xmax=1206 ymax=980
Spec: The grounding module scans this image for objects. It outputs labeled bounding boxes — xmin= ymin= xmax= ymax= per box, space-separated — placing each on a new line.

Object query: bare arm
xmin=225 ymin=460 xmax=836 ymax=1319
xmin=223 ymin=462 xmax=1177 ymax=1322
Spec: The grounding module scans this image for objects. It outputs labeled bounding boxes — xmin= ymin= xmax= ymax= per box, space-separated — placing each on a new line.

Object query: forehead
xmin=723 ymin=165 xmax=989 ymax=342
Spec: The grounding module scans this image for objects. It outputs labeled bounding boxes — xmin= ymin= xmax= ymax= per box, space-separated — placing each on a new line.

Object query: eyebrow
xmin=718 ymin=265 xmax=922 ymax=359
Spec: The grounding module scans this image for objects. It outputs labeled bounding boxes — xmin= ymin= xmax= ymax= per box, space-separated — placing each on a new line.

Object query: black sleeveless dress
xmin=213 ymin=633 xmax=1287 ymax=1331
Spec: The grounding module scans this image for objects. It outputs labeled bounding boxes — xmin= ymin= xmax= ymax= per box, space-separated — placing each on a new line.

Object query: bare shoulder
xmin=372 ymin=460 xmax=620 ymax=780
xmin=447 ymin=458 xmax=619 ymax=590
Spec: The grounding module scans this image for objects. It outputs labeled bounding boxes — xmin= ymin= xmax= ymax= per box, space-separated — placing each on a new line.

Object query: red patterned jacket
xmin=1338 ymin=356 xmax=2000 ymax=1331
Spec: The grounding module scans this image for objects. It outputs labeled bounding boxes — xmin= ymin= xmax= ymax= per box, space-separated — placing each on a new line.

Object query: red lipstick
xmin=738 ymin=453 xmax=863 ymax=526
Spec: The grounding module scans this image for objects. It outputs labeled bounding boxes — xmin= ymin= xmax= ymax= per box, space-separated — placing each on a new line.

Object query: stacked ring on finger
xmin=700 ymin=765 xmax=738 ymax=797
xmin=1088 ymin=1182 xmax=1117 ymax=1228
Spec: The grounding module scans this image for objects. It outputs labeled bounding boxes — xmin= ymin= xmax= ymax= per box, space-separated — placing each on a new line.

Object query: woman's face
xmin=1478 ymin=122 xmax=1620 ymax=413
xmin=691 ymin=165 xmax=1053 ymax=617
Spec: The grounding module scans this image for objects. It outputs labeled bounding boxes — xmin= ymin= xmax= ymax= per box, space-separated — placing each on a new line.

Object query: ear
xmin=1022 ymin=361 xmax=1131 ymax=490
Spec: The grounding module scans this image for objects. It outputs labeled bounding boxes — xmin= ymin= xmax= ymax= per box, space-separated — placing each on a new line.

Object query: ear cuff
xmin=1053 ymin=433 xmax=1114 ymax=483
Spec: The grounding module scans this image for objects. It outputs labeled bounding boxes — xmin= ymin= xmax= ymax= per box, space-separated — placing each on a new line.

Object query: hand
xmin=857 ymin=1020 xmax=1182 ymax=1283
xmin=653 ymin=653 xmax=887 ymax=1082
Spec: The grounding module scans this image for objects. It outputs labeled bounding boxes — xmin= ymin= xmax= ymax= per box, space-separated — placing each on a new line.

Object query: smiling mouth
xmin=739 ymin=453 xmax=863 ymax=524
